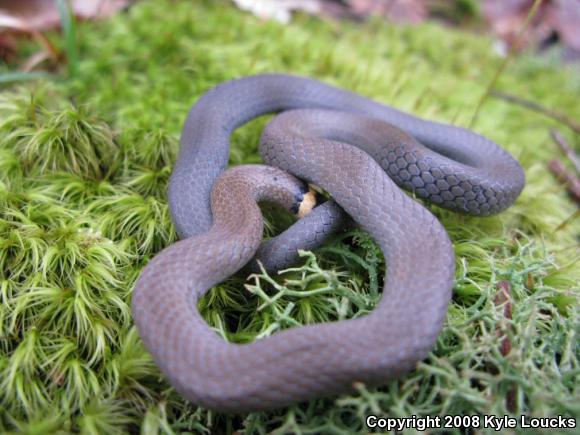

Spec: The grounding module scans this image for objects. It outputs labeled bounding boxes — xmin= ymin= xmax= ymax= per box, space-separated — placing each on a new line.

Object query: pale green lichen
xmin=0 ymin=0 xmax=578 ymax=433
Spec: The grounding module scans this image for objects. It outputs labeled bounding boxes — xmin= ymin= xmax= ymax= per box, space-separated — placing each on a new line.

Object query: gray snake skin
xmin=132 ymin=74 xmax=525 ymax=413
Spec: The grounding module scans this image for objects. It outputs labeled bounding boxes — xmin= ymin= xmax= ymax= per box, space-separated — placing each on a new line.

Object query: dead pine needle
xmin=495 ymin=280 xmax=513 ymax=358
xmin=551 ymin=129 xmax=580 ymax=174
xmin=548 ymin=160 xmax=580 ymax=205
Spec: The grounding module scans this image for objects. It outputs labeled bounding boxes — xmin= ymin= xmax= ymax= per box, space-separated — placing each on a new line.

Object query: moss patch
xmin=0 ymin=0 xmax=578 ymax=433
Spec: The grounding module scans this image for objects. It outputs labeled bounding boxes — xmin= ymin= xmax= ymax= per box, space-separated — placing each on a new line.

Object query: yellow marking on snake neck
xmin=298 ymin=188 xmax=317 ymax=218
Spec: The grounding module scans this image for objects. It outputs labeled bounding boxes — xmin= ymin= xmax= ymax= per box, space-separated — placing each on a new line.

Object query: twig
xmin=548 ymin=160 xmax=580 ymax=205
xmin=470 ymin=0 xmax=544 ymax=128
xmin=550 ymin=129 xmax=580 ymax=174
xmin=490 ymin=91 xmax=580 ymax=134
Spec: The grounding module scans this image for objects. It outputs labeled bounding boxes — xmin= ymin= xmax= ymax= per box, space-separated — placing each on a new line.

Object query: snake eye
xmin=290 ymin=200 xmax=300 ymax=215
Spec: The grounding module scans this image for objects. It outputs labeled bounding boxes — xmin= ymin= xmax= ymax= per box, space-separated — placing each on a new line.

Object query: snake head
xmin=258 ymin=167 xmax=317 ymax=218
xmin=211 ymin=165 xmax=317 ymax=221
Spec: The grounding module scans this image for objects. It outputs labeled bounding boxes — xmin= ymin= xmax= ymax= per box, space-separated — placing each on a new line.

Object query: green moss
xmin=0 ymin=0 xmax=578 ymax=433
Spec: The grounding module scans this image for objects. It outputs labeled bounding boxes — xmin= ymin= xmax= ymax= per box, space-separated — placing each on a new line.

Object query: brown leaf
xmin=483 ymin=0 xmax=550 ymax=50
xmin=0 ymin=13 xmax=59 ymax=63
xmin=551 ymin=0 xmax=580 ymax=50
xmin=0 ymin=0 xmax=132 ymax=65
xmin=0 ymin=0 xmax=131 ymax=31
xmin=483 ymin=0 xmax=580 ymax=52
xmin=231 ymin=0 xmax=428 ymax=23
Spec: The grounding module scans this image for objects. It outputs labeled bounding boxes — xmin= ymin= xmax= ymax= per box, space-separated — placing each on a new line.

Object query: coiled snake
xmin=131 ymin=74 xmax=525 ymax=413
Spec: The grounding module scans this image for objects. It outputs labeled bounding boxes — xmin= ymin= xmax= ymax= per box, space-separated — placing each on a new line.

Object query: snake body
xmin=132 ymin=74 xmax=525 ymax=413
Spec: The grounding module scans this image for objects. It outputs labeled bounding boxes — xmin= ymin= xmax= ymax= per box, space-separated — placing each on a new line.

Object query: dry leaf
xmin=231 ymin=0 xmax=428 ymax=24
xmin=483 ymin=0 xmax=580 ymax=52
xmin=0 ymin=0 xmax=131 ymax=31
xmin=550 ymin=0 xmax=580 ymax=50
xmin=0 ymin=0 xmax=132 ymax=65
xmin=346 ymin=0 xmax=428 ymax=23
xmin=231 ymin=0 xmax=320 ymax=24
xmin=0 ymin=12 xmax=59 ymax=63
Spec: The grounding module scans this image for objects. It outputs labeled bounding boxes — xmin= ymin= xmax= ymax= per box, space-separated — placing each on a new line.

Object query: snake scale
xmin=131 ymin=74 xmax=525 ymax=413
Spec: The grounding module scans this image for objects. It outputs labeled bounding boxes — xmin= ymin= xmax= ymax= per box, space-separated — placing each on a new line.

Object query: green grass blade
xmin=0 ymin=71 xmax=51 ymax=84
xmin=55 ymin=0 xmax=79 ymax=78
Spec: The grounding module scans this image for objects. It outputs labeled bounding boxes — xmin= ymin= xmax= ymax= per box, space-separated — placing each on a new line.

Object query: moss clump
xmin=0 ymin=0 xmax=578 ymax=433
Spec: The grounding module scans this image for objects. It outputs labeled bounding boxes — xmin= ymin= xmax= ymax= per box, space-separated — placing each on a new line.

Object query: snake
xmin=131 ymin=74 xmax=525 ymax=413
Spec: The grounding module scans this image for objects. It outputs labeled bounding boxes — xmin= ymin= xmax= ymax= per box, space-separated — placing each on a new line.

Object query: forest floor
xmin=0 ymin=0 xmax=578 ymax=433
